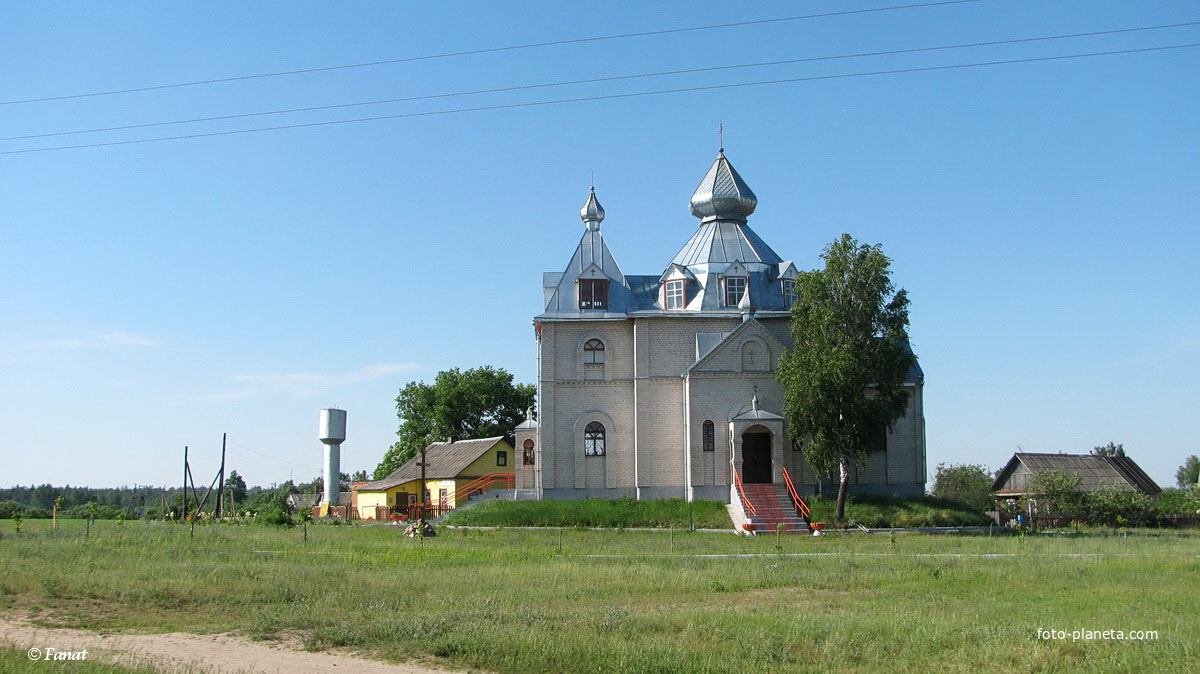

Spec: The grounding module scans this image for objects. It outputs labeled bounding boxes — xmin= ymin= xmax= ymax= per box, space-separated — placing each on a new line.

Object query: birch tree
xmin=778 ymin=234 xmax=915 ymax=521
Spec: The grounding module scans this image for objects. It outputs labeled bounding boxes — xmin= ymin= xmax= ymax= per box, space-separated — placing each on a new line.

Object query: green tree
xmin=374 ymin=366 xmax=535 ymax=479
xmin=224 ymin=470 xmax=248 ymax=505
xmin=1176 ymin=455 xmax=1199 ymax=489
xmin=1029 ymin=469 xmax=1082 ymax=515
xmin=1091 ymin=442 xmax=1126 ymax=457
xmin=931 ymin=463 xmax=994 ymax=511
xmin=777 ymin=234 xmax=915 ymax=521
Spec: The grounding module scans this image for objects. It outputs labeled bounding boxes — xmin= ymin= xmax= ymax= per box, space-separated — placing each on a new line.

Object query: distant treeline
xmin=0 ymin=474 xmax=341 ymax=520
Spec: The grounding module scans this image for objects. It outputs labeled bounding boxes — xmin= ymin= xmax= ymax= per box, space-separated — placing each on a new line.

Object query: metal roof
xmin=580 ymin=186 xmax=605 ymax=223
xmin=689 ymin=150 xmax=757 ymax=223
xmin=357 ymin=437 xmax=507 ymax=490
xmin=670 ymin=220 xmax=783 ymax=267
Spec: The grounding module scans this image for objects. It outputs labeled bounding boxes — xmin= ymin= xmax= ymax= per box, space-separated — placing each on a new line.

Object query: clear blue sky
xmin=2 ymin=1 xmax=1196 ymax=490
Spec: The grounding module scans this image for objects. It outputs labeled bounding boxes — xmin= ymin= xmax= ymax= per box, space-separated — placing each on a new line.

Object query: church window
xmin=496 ymin=450 xmax=508 ymax=467
xmin=702 ymin=420 xmax=715 ymax=452
xmin=583 ymin=339 xmax=605 ymax=364
xmin=782 ymin=279 xmax=797 ymax=306
xmin=579 ymin=279 xmax=609 ymax=310
xmin=665 ymin=280 xmax=686 ymax=310
xmin=723 ymin=276 xmax=747 ymax=307
xmin=523 ymin=439 xmax=535 ymax=465
xmin=584 ymin=422 xmax=606 ymax=456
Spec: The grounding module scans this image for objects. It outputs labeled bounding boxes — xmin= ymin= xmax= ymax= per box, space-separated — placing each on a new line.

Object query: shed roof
xmin=993 ymin=452 xmax=1161 ymax=495
xmin=357 ymin=437 xmax=507 ymax=491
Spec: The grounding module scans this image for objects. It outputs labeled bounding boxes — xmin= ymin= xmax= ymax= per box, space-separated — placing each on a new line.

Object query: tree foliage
xmin=777 ymin=234 xmax=915 ymax=520
xmin=1029 ymin=469 xmax=1083 ymax=514
xmin=1091 ymin=442 xmax=1126 ymax=457
xmin=374 ymin=366 xmax=535 ymax=479
xmin=1176 ymin=455 xmax=1199 ymax=489
xmin=224 ymin=470 xmax=248 ymax=505
xmin=931 ymin=463 xmax=994 ymax=511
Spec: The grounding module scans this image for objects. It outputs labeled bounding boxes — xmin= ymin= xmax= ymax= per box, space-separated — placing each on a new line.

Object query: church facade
xmin=514 ymin=151 xmax=925 ymax=503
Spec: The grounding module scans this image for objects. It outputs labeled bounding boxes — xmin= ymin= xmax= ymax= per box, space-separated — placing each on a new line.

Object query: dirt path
xmin=0 ymin=618 xmax=460 ymax=673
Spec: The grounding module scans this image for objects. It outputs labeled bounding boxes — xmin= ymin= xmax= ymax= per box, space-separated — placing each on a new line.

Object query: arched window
xmin=584 ymin=422 xmax=606 ymax=456
xmin=702 ymin=420 xmax=715 ymax=452
xmin=523 ymin=439 xmax=536 ymax=465
xmin=583 ymin=339 xmax=605 ymax=364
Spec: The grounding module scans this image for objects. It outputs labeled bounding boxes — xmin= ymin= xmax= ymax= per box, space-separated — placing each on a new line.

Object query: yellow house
xmin=354 ymin=437 xmax=515 ymax=520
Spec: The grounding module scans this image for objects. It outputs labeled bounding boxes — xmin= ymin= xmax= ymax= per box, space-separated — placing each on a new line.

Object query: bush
xmin=1080 ymin=487 xmax=1157 ymax=527
xmin=257 ymin=508 xmax=295 ymax=527
xmin=931 ymin=463 xmax=995 ymax=511
xmin=1157 ymin=488 xmax=1200 ymax=515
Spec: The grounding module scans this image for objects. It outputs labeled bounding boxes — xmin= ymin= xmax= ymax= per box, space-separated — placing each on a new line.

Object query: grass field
xmin=441 ymin=497 xmax=732 ymax=528
xmin=1 ymin=519 xmax=1197 ymax=672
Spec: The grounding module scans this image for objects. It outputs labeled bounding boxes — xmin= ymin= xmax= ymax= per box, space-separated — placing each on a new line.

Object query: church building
xmin=514 ymin=150 xmax=925 ymax=504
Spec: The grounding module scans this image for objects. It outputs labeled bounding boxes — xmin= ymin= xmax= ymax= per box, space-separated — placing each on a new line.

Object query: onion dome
xmin=688 ymin=150 xmax=757 ymax=223
xmin=580 ymin=186 xmax=605 ymax=224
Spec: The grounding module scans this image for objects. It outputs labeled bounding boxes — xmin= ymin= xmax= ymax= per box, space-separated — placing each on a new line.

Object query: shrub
xmin=931 ymin=463 xmax=995 ymax=511
xmin=257 ymin=508 xmax=295 ymax=527
xmin=1080 ymin=487 xmax=1157 ymax=527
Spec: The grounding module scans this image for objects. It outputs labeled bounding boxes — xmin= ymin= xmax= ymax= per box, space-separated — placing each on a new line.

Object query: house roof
xmin=993 ymin=452 xmax=1161 ymax=495
xmin=356 ymin=437 xmax=507 ymax=491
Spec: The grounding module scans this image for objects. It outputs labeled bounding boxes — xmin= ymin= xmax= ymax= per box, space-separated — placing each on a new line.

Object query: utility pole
xmin=418 ymin=445 xmax=427 ymax=530
xmin=182 ymin=446 xmax=189 ymax=521
xmin=216 ymin=433 xmax=226 ymax=519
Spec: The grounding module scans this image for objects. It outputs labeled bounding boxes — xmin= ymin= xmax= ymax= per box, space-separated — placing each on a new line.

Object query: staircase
xmin=741 ymin=483 xmax=810 ymax=534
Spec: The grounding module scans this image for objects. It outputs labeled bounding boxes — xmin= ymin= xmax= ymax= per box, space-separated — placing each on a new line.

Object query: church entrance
xmin=741 ymin=430 xmax=772 ymax=483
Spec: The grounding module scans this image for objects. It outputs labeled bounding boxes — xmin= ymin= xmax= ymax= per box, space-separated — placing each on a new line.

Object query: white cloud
xmin=202 ymin=363 xmax=423 ymax=401
xmin=27 ymin=331 xmax=160 ymax=349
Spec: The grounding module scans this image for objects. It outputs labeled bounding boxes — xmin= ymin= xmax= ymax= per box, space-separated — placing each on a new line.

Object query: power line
xmin=0 ymin=0 xmax=981 ymax=106
xmin=5 ymin=21 xmax=1196 ymax=143
xmin=4 ymin=42 xmax=1195 ymax=156
xmin=227 ymin=440 xmax=321 ymax=474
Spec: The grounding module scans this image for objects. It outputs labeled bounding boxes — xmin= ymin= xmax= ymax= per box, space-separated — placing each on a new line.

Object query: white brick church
xmin=514 ymin=150 xmax=925 ymax=502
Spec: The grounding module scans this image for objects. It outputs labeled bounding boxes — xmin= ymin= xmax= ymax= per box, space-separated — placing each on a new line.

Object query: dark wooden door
xmin=742 ymin=432 xmax=772 ymax=483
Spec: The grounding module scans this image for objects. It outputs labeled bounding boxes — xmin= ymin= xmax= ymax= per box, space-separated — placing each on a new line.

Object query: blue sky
xmin=2 ymin=1 xmax=1197 ymax=490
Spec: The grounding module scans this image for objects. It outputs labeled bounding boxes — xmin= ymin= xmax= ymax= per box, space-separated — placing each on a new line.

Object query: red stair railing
xmin=733 ymin=467 xmax=757 ymax=517
xmin=780 ymin=466 xmax=811 ymax=520
xmin=452 ymin=472 xmax=515 ymax=504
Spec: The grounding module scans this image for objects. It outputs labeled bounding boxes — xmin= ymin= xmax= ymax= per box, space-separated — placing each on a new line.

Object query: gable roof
xmin=357 ymin=437 xmax=507 ymax=491
xmin=684 ymin=316 xmax=788 ymax=374
xmin=993 ymin=452 xmax=1161 ymax=495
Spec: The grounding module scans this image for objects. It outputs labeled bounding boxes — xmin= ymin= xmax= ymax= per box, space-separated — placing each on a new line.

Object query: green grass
xmin=442 ymin=497 xmax=731 ymax=528
xmin=805 ymin=494 xmax=994 ymax=527
xmin=0 ymin=519 xmax=1197 ymax=672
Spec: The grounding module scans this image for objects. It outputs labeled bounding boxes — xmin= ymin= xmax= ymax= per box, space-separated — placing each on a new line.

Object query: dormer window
xmin=579 ymin=279 xmax=609 ymax=310
xmin=664 ymin=279 xmax=686 ymax=310
xmin=782 ymin=279 xmax=797 ymax=307
xmin=723 ymin=276 xmax=747 ymax=307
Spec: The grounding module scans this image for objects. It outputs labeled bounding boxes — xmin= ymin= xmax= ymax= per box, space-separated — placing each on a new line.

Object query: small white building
xmin=515 ymin=150 xmax=926 ymax=503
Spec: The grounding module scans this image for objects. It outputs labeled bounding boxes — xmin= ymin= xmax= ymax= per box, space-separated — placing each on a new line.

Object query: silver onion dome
xmin=689 ymin=150 xmax=757 ymax=223
xmin=580 ymin=186 xmax=605 ymax=224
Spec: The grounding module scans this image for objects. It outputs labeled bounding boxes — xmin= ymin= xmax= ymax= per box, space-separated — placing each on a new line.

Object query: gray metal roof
xmin=671 ymin=221 xmax=783 ymax=267
xmin=357 ymin=437 xmax=507 ymax=490
xmin=689 ymin=150 xmax=757 ymax=223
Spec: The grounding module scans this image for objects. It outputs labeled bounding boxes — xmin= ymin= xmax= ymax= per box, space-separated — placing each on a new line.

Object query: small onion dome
xmin=580 ymin=186 xmax=605 ymax=224
xmin=689 ymin=150 xmax=757 ymax=223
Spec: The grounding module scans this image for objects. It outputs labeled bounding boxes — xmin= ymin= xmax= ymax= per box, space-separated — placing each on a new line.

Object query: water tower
xmin=318 ymin=408 xmax=347 ymax=506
